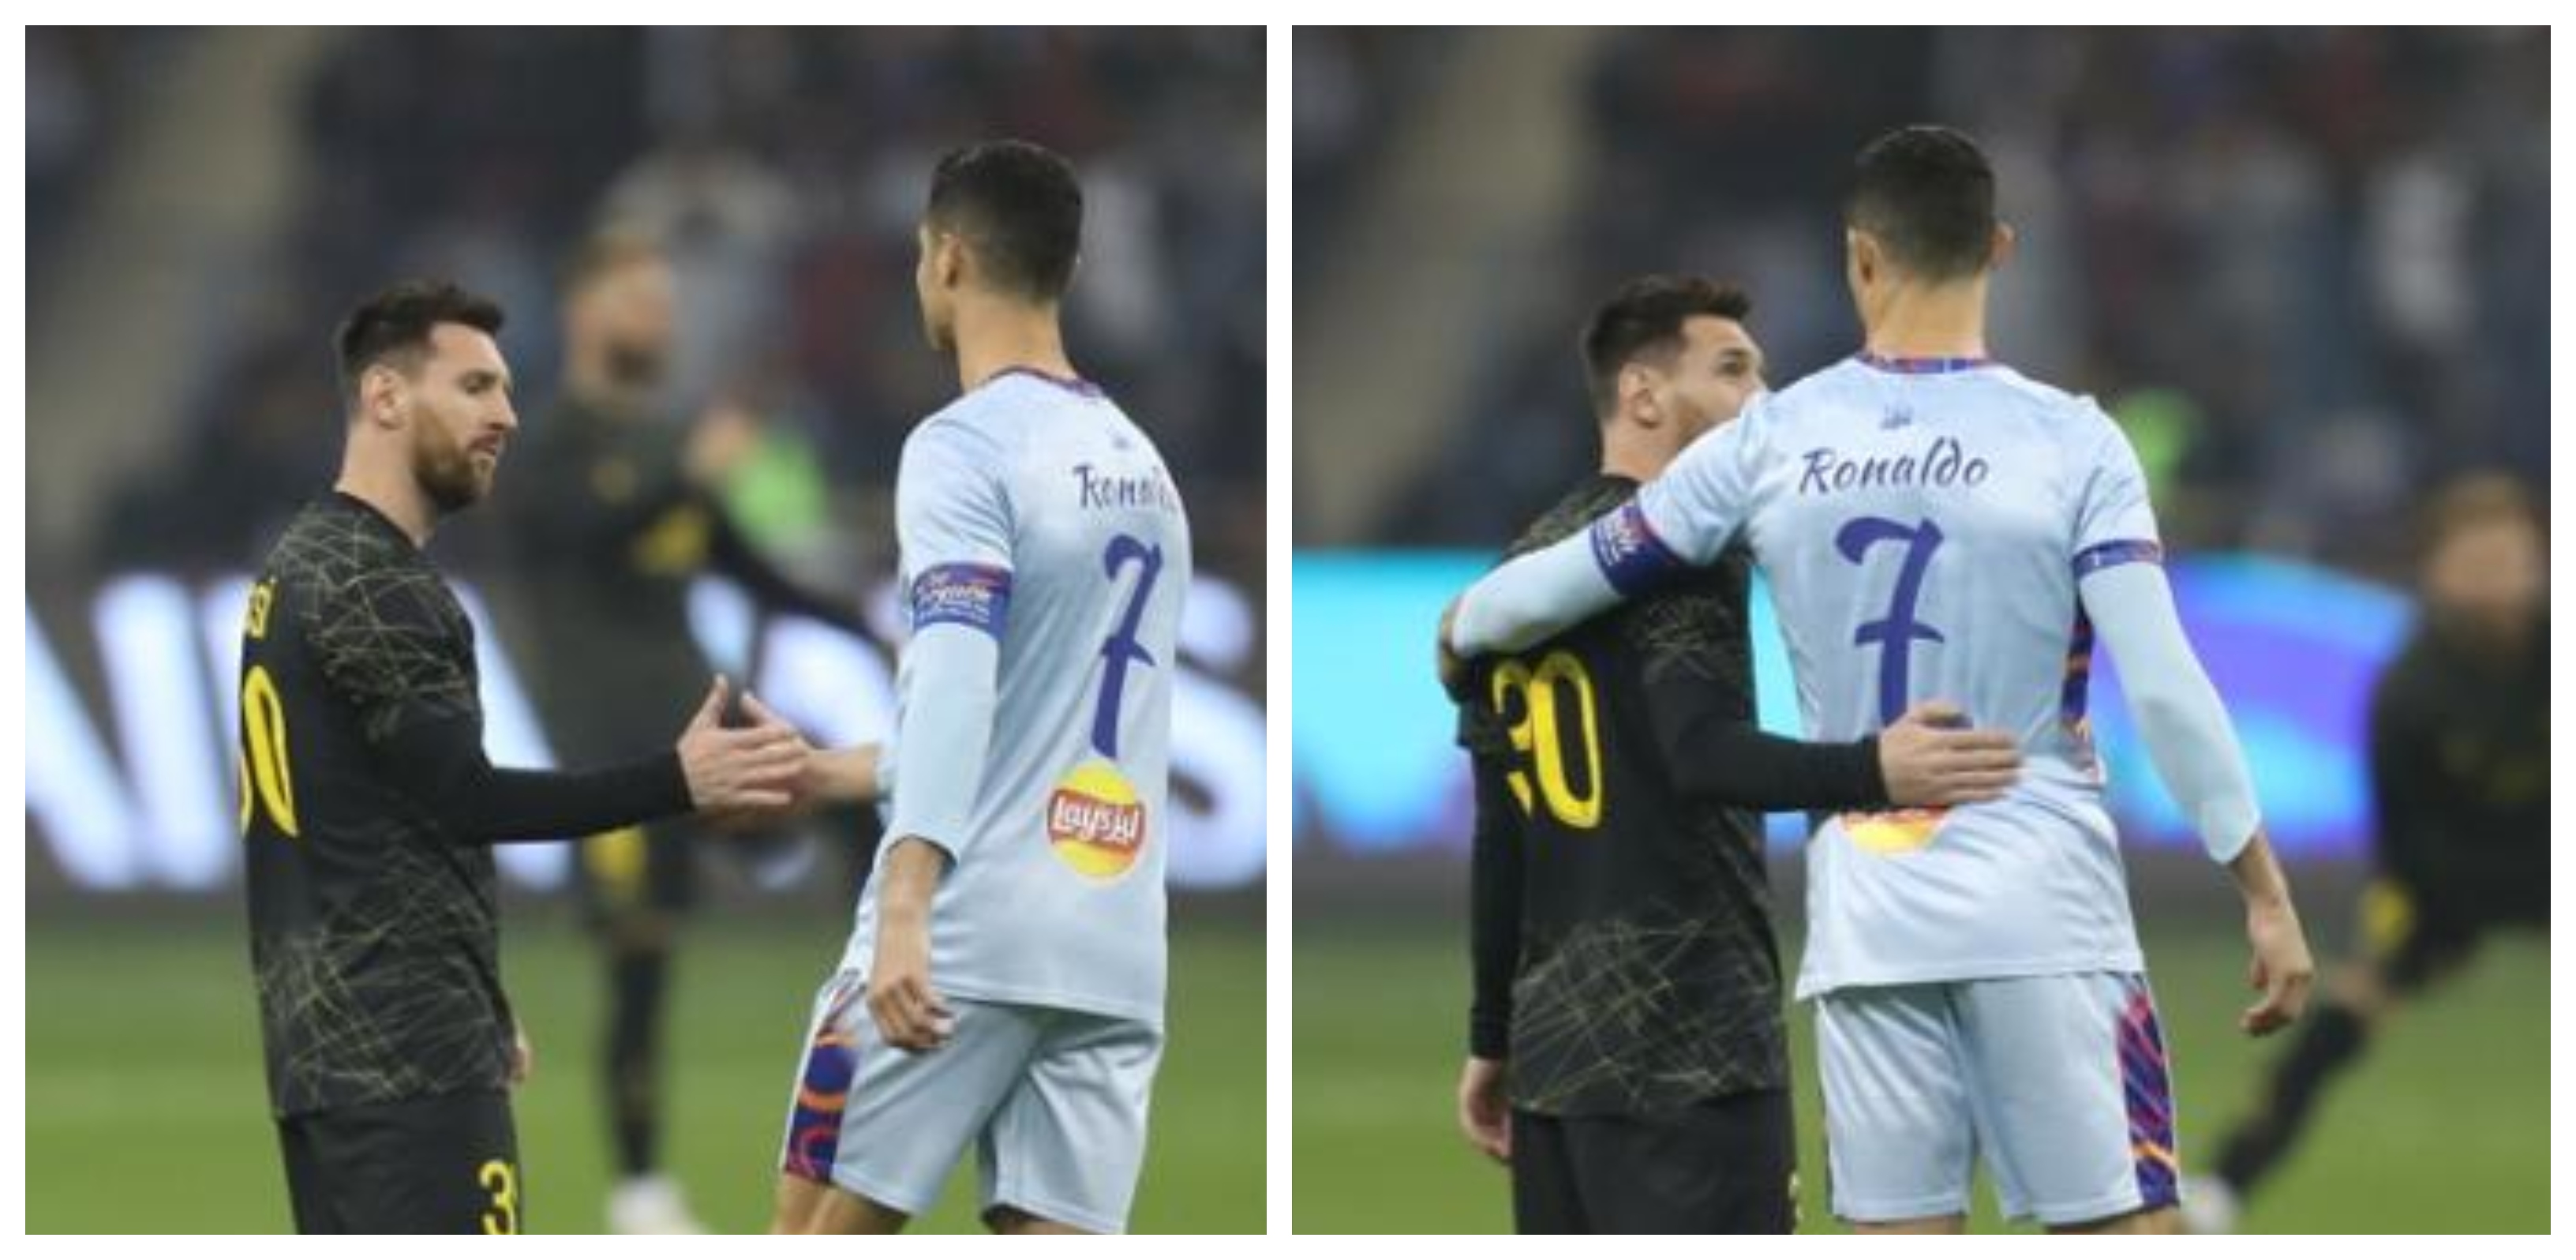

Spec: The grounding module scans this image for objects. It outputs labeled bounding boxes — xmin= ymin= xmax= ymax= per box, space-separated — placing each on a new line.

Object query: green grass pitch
xmin=1294 ymin=916 xmax=2548 ymax=1232
xmin=25 ymin=909 xmax=1264 ymax=1233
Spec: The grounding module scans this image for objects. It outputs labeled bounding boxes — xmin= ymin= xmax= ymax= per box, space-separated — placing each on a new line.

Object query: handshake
xmin=669 ymin=675 xmax=882 ymax=823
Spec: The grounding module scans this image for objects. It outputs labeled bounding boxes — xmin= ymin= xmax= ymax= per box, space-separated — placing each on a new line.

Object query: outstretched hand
xmin=710 ymin=692 xmax=843 ymax=830
xmin=675 ymin=675 xmax=806 ymax=816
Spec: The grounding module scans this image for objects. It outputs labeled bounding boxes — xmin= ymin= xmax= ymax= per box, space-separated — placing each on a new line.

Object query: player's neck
xmin=1598 ymin=430 xmax=1672 ymax=484
xmin=952 ymin=302 xmax=1076 ymax=396
xmin=334 ymin=459 xmax=437 ymax=548
xmin=1863 ymin=279 xmax=1990 ymax=361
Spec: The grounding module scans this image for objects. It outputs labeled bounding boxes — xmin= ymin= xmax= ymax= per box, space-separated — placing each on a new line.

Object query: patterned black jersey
xmin=238 ymin=493 xmax=511 ymax=1117
xmin=2368 ymin=612 xmax=2548 ymax=917
xmin=1460 ymin=474 xmax=1784 ymax=1116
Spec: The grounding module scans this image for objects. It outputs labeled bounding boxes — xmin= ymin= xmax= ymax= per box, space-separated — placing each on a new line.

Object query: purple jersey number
xmin=1090 ymin=533 xmax=1163 ymax=758
xmin=1836 ymin=516 xmax=1946 ymax=725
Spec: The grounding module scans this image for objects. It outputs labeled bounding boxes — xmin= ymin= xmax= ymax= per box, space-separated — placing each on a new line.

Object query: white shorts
xmin=777 ymin=971 xmax=1164 ymax=1234
xmin=1815 ymin=972 xmax=2180 ymax=1227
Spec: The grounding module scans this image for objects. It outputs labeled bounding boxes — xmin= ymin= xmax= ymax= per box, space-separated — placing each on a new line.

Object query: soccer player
xmin=1451 ymin=275 xmax=2026 ymax=1233
xmin=1445 ymin=126 xmax=2316 ymax=1233
xmin=2185 ymin=475 xmax=2547 ymax=1232
xmin=769 ymin=140 xmax=1189 ymax=1236
xmin=500 ymin=229 xmax=871 ymax=1233
xmin=239 ymin=279 xmax=808 ymax=1232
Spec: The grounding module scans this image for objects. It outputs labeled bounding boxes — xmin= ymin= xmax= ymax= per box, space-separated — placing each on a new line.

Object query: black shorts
xmin=573 ymin=822 xmax=698 ymax=928
xmin=2362 ymin=874 xmax=2548 ymax=992
xmin=1511 ymin=1089 xmax=1796 ymax=1234
xmin=276 ymin=1089 xmax=523 ymax=1233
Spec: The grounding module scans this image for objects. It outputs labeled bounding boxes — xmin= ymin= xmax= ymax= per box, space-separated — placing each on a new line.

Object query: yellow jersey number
xmin=238 ymin=665 xmax=299 ymax=838
xmin=1487 ymin=650 xmax=1605 ymax=830
xmin=478 ymin=1157 xmax=520 ymax=1234
xmin=238 ymin=579 xmax=299 ymax=839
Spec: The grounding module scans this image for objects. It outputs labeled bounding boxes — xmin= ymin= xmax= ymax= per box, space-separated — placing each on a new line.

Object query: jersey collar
xmin=1854 ymin=351 xmax=1995 ymax=375
xmin=986 ymin=365 xmax=1106 ymax=398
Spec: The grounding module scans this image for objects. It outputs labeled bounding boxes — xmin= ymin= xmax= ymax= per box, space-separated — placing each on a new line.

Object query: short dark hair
xmin=1581 ymin=275 xmax=1753 ymax=419
xmin=333 ymin=279 xmax=506 ymax=407
xmin=1845 ymin=124 xmax=1998 ymax=282
xmin=556 ymin=226 xmax=665 ymax=299
xmin=925 ymin=139 xmax=1084 ymax=301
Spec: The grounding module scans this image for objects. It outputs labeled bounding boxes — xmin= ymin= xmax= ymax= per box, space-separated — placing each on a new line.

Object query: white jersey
xmin=1626 ymin=354 xmax=2163 ymax=997
xmin=842 ymin=369 xmax=1189 ymax=1025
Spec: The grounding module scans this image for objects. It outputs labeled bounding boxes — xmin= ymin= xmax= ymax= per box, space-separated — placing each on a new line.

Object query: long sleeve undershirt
xmin=381 ymin=715 xmax=693 ymax=844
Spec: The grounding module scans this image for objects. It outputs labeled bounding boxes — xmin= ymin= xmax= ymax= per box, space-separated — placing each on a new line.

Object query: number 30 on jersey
xmin=238 ymin=579 xmax=299 ymax=839
xmin=1486 ymin=650 xmax=1604 ymax=830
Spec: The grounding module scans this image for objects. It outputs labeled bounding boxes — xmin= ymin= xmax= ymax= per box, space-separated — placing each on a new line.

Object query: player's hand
xmin=803 ymin=741 xmax=887 ymax=807
xmin=710 ymin=692 xmax=833 ymax=828
xmin=1435 ymin=597 xmax=1470 ymax=702
xmin=2240 ymin=893 xmax=2314 ymax=1037
xmin=1456 ymin=1056 xmax=1512 ymax=1164
xmin=866 ymin=912 xmax=955 ymax=1053
xmin=739 ymin=692 xmax=886 ymax=810
xmin=684 ymin=399 xmax=761 ymax=487
xmin=676 ymin=675 xmax=805 ymax=815
xmin=1876 ymin=700 xmax=2022 ymax=807
xmin=508 ymin=1024 xmax=535 ymax=1089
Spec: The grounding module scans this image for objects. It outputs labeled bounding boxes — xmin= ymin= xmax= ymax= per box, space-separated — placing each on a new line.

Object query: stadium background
xmin=23 ymin=28 xmax=1264 ymax=1233
xmin=1292 ymin=28 xmax=2547 ymax=1232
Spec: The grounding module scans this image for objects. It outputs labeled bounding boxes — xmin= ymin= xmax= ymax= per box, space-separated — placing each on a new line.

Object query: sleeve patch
xmin=2073 ymin=538 xmax=2165 ymax=578
xmin=909 ymin=563 xmax=1013 ymax=636
xmin=1588 ymin=501 xmax=1686 ymax=596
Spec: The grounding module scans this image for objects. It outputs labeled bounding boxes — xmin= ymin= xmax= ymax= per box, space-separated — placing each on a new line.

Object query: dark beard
xmin=414 ymin=426 xmax=489 ymax=513
xmin=2432 ymin=604 xmax=2540 ymax=667
xmin=605 ymin=340 xmax=667 ymax=391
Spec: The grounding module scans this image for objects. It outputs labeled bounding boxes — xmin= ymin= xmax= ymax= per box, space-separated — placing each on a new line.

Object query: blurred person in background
xmin=2186 ymin=474 xmax=2548 ymax=1233
xmin=496 ymin=230 xmax=868 ymax=1232
xmin=1449 ymin=276 xmax=2024 ymax=1232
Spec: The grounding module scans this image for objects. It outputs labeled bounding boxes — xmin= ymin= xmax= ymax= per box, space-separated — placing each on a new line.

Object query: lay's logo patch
xmin=1047 ymin=759 xmax=1148 ymax=880
xmin=1839 ymin=806 xmax=1951 ymax=856
xmin=909 ymin=563 xmax=1013 ymax=636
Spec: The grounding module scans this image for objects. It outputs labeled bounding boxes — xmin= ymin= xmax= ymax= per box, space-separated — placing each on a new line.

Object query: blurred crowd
xmin=1304 ymin=28 xmax=2548 ymax=579
xmin=51 ymin=28 xmax=1265 ymax=588
xmin=25 ymin=28 xmax=185 ymax=258
xmin=1291 ymin=28 xmax=1449 ymax=287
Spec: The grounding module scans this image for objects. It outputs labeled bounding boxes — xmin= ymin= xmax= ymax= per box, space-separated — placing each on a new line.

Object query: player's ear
xmin=1846 ymin=228 xmax=1881 ymax=287
xmin=1619 ymin=362 xmax=1661 ymax=429
xmin=360 ymin=364 xmax=406 ymax=429
xmin=935 ymin=231 xmax=968 ymax=292
xmin=1988 ymin=222 xmax=2017 ymax=274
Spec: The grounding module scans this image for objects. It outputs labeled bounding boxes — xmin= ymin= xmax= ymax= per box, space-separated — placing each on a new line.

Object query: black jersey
xmin=1461 ymin=474 xmax=1884 ymax=1116
xmin=496 ymin=394 xmax=870 ymax=761
xmin=238 ymin=493 xmax=515 ymax=1116
xmin=2368 ymin=612 xmax=2548 ymax=918
xmin=496 ymin=396 xmax=710 ymax=756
